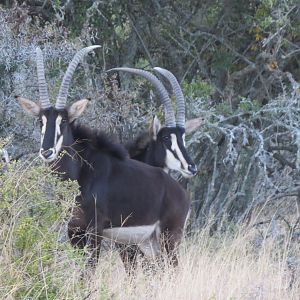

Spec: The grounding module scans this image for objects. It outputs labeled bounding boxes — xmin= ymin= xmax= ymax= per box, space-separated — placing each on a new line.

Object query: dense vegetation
xmin=0 ymin=1 xmax=299 ymax=299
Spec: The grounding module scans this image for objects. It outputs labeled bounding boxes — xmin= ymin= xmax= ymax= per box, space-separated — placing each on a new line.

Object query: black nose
xmin=41 ymin=149 xmax=53 ymax=159
xmin=188 ymin=164 xmax=197 ymax=175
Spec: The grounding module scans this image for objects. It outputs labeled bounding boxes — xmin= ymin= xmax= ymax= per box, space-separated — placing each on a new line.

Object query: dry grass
xmin=81 ymin=227 xmax=299 ymax=300
xmin=0 ymin=160 xmax=299 ymax=299
xmin=1 ymin=220 xmax=300 ymax=300
xmin=3 ymin=227 xmax=297 ymax=300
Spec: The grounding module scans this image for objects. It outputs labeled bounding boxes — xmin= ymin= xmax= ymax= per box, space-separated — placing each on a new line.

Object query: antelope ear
xmin=16 ymin=96 xmax=40 ymax=117
xmin=185 ymin=117 xmax=203 ymax=134
xmin=68 ymin=98 xmax=90 ymax=123
xmin=149 ymin=115 xmax=161 ymax=140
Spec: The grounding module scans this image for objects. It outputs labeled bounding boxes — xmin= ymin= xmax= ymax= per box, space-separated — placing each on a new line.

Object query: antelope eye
xmin=39 ymin=119 xmax=43 ymax=125
xmin=163 ymin=136 xmax=170 ymax=141
xmin=61 ymin=118 xmax=67 ymax=123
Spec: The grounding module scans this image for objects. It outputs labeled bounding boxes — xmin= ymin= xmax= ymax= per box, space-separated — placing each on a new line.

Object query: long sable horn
xmin=154 ymin=67 xmax=185 ymax=128
xmin=36 ymin=47 xmax=51 ymax=109
xmin=55 ymin=45 xmax=101 ymax=110
xmin=107 ymin=67 xmax=176 ymax=127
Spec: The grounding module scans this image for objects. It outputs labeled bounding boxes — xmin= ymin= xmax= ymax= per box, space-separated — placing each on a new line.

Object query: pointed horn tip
xmin=153 ymin=67 xmax=178 ymax=79
xmin=153 ymin=67 xmax=173 ymax=76
xmin=106 ymin=68 xmax=117 ymax=73
xmin=106 ymin=67 xmax=132 ymax=73
xmin=153 ymin=67 xmax=170 ymax=74
xmin=83 ymin=45 xmax=101 ymax=52
xmin=87 ymin=45 xmax=101 ymax=48
xmin=106 ymin=68 xmax=156 ymax=78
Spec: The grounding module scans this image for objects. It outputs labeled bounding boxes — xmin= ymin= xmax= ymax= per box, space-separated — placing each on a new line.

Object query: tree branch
xmin=272 ymin=152 xmax=296 ymax=169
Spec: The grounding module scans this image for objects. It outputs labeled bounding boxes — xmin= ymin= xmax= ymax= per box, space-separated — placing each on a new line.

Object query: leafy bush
xmin=182 ymin=76 xmax=215 ymax=99
xmin=0 ymin=151 xmax=86 ymax=299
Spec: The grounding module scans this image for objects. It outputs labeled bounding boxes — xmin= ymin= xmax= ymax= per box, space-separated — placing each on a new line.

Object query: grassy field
xmin=83 ymin=226 xmax=300 ymax=300
xmin=1 ymin=222 xmax=299 ymax=299
xmin=0 ymin=159 xmax=299 ymax=299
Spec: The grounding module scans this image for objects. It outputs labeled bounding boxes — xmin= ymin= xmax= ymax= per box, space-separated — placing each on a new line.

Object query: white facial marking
xmin=55 ymin=115 xmax=62 ymax=136
xmin=40 ymin=115 xmax=47 ymax=146
xmin=170 ymin=134 xmax=188 ymax=169
xmin=163 ymin=167 xmax=169 ymax=174
xmin=54 ymin=115 xmax=63 ymax=154
xmin=54 ymin=115 xmax=62 ymax=145
xmin=55 ymin=135 xmax=64 ymax=154
xmin=166 ymin=133 xmax=189 ymax=175
xmin=39 ymin=147 xmax=57 ymax=162
xmin=39 ymin=115 xmax=64 ymax=162
xmin=165 ymin=148 xmax=181 ymax=171
xmin=41 ymin=116 xmax=47 ymax=134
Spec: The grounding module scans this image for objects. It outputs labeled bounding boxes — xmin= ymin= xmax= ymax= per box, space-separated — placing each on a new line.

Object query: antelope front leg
xmin=68 ymin=206 xmax=87 ymax=249
xmin=86 ymin=225 xmax=103 ymax=267
xmin=116 ymin=243 xmax=141 ymax=274
xmin=162 ymin=229 xmax=183 ymax=267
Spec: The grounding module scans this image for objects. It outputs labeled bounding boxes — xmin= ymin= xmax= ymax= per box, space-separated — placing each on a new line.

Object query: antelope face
xmin=159 ymin=127 xmax=197 ymax=178
xmin=38 ymin=108 xmax=68 ymax=162
xmin=16 ymin=97 xmax=90 ymax=163
xmin=151 ymin=116 xmax=197 ymax=178
xmin=16 ymin=46 xmax=98 ymax=162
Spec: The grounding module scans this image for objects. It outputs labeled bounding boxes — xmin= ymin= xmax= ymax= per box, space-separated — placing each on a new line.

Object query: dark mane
xmin=72 ymin=124 xmax=128 ymax=160
xmin=125 ymin=131 xmax=151 ymax=158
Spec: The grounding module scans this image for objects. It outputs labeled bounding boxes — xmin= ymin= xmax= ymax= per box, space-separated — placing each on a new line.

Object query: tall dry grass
xmin=0 ymin=158 xmax=299 ymax=299
xmin=2 ymin=222 xmax=299 ymax=299
xmin=83 ymin=226 xmax=299 ymax=300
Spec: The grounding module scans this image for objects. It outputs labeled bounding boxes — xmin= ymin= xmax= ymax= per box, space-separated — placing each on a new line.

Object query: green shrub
xmin=0 ymin=150 xmax=87 ymax=299
xmin=182 ymin=76 xmax=215 ymax=99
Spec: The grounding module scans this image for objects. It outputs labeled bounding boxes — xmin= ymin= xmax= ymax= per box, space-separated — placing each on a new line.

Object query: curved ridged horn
xmin=107 ymin=67 xmax=176 ymax=127
xmin=36 ymin=47 xmax=51 ymax=109
xmin=55 ymin=45 xmax=101 ymax=110
xmin=154 ymin=67 xmax=185 ymax=128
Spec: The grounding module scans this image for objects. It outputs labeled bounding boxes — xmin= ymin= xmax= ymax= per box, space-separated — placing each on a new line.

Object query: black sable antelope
xmin=107 ymin=67 xmax=198 ymax=178
xmin=16 ymin=46 xmax=190 ymax=267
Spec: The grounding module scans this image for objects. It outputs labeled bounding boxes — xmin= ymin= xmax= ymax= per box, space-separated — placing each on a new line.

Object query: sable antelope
xmin=107 ymin=68 xmax=198 ymax=178
xmin=106 ymin=68 xmax=201 ymax=265
xmin=16 ymin=46 xmax=190 ymax=268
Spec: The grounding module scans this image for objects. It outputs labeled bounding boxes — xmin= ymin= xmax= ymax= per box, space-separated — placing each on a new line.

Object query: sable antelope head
xmin=107 ymin=67 xmax=197 ymax=178
xmin=16 ymin=46 xmax=100 ymax=163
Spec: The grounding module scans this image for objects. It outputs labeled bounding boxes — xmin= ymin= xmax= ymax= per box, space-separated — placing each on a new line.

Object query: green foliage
xmin=65 ymin=1 xmax=92 ymax=37
xmin=254 ymin=0 xmax=296 ymax=32
xmin=114 ymin=19 xmax=131 ymax=41
xmin=182 ymin=76 xmax=215 ymax=99
xmin=206 ymin=1 xmax=223 ymax=26
xmin=255 ymin=0 xmax=274 ymax=26
xmin=135 ymin=58 xmax=150 ymax=69
xmin=0 ymin=151 xmax=86 ymax=299
xmin=214 ymin=102 xmax=233 ymax=116
xmin=0 ymin=136 xmax=11 ymax=150
xmin=212 ymin=97 xmax=261 ymax=117
xmin=212 ymin=48 xmax=234 ymax=72
xmin=238 ymin=97 xmax=261 ymax=113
